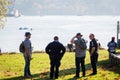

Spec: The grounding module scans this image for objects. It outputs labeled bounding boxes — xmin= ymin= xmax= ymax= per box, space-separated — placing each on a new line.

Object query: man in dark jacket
xmin=89 ymin=33 xmax=98 ymax=75
xmin=45 ymin=36 xmax=66 ymax=79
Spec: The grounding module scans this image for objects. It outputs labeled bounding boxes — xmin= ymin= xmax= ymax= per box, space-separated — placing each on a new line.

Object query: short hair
xmin=25 ymin=32 xmax=31 ymax=37
xmin=90 ymin=33 xmax=95 ymax=37
xmin=54 ymin=36 xmax=59 ymax=40
xmin=112 ymin=37 xmax=115 ymax=41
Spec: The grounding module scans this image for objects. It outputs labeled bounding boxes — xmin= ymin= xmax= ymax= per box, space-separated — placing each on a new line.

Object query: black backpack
xmin=19 ymin=41 xmax=25 ymax=53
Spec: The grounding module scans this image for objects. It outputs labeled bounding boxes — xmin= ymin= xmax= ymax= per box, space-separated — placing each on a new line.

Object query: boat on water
xmin=7 ymin=0 xmax=21 ymax=17
xmin=7 ymin=9 xmax=21 ymax=17
xmin=14 ymin=9 xmax=21 ymax=17
xmin=19 ymin=27 xmax=28 ymax=30
xmin=19 ymin=27 xmax=33 ymax=30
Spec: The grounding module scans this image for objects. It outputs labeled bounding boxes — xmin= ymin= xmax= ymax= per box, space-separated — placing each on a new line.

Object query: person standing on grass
xmin=71 ymin=33 xmax=87 ymax=78
xmin=107 ymin=37 xmax=117 ymax=54
xmin=45 ymin=36 xmax=66 ymax=79
xmin=23 ymin=32 xmax=33 ymax=78
xmin=0 ymin=48 xmax=2 ymax=55
xmin=89 ymin=33 xmax=98 ymax=75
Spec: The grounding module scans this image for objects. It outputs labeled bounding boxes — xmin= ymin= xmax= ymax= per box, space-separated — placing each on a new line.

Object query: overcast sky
xmin=8 ymin=0 xmax=120 ymax=15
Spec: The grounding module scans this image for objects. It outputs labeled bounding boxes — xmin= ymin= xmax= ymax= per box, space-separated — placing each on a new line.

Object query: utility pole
xmin=117 ymin=21 xmax=119 ymax=44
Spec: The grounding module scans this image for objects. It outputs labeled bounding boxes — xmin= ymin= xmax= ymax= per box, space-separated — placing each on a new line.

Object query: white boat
xmin=14 ymin=9 xmax=21 ymax=17
xmin=19 ymin=27 xmax=28 ymax=30
xmin=7 ymin=9 xmax=21 ymax=17
xmin=7 ymin=0 xmax=21 ymax=17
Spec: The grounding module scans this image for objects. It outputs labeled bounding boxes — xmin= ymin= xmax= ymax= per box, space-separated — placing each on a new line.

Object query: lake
xmin=0 ymin=16 xmax=120 ymax=52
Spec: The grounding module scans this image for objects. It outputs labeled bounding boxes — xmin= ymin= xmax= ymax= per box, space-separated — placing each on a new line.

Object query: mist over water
xmin=0 ymin=16 xmax=120 ymax=52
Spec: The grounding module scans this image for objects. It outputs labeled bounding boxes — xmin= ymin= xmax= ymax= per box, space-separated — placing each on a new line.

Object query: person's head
xmin=89 ymin=33 xmax=95 ymax=40
xmin=25 ymin=32 xmax=31 ymax=39
xmin=54 ymin=36 xmax=59 ymax=41
xmin=76 ymin=33 xmax=83 ymax=39
xmin=111 ymin=37 xmax=115 ymax=41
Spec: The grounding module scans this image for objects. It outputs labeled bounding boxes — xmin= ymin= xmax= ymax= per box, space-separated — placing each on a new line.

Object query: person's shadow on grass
xmin=2 ymin=59 xmax=120 ymax=80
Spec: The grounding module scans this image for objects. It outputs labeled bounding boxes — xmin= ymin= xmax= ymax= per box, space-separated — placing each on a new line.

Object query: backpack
xmin=79 ymin=39 xmax=87 ymax=50
xmin=19 ymin=41 xmax=25 ymax=53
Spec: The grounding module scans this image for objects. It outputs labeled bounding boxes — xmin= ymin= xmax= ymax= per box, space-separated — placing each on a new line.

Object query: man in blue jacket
xmin=45 ymin=36 xmax=66 ymax=79
xmin=107 ymin=37 xmax=117 ymax=54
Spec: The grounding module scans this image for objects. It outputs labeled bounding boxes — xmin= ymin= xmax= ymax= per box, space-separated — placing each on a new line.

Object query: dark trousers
xmin=50 ymin=57 xmax=61 ymax=78
xmin=75 ymin=57 xmax=85 ymax=76
xmin=24 ymin=57 xmax=31 ymax=76
xmin=90 ymin=53 xmax=98 ymax=74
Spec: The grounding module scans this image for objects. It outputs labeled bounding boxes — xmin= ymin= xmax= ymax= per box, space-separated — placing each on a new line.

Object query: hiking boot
xmin=24 ymin=75 xmax=32 ymax=79
xmin=50 ymin=77 xmax=53 ymax=79
xmin=90 ymin=73 xmax=97 ymax=75
xmin=74 ymin=75 xmax=80 ymax=78
xmin=83 ymin=73 xmax=86 ymax=77
xmin=55 ymin=76 xmax=58 ymax=79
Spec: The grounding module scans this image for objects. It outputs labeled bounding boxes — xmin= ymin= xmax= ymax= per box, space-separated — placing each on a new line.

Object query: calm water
xmin=0 ymin=16 xmax=120 ymax=52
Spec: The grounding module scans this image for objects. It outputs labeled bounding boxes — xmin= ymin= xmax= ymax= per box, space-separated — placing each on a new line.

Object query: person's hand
xmin=90 ymin=53 xmax=93 ymax=56
xmin=29 ymin=57 xmax=33 ymax=61
xmin=74 ymin=36 xmax=76 ymax=38
xmin=30 ymin=57 xmax=33 ymax=60
xmin=73 ymin=36 xmax=76 ymax=39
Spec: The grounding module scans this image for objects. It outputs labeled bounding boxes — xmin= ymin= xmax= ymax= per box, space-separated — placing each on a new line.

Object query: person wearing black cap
xmin=71 ymin=33 xmax=86 ymax=78
xmin=23 ymin=32 xmax=33 ymax=78
xmin=45 ymin=36 xmax=66 ymax=79
xmin=89 ymin=33 xmax=98 ymax=75
xmin=107 ymin=37 xmax=117 ymax=54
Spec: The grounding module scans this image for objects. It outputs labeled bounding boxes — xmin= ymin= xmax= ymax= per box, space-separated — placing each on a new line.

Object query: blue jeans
xmin=24 ymin=57 xmax=31 ymax=76
xmin=75 ymin=57 xmax=85 ymax=76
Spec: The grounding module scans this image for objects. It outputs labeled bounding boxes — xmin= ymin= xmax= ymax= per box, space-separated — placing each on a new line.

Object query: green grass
xmin=0 ymin=50 xmax=120 ymax=80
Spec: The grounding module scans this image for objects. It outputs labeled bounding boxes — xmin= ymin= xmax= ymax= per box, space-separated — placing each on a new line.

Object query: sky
xmin=7 ymin=0 xmax=120 ymax=15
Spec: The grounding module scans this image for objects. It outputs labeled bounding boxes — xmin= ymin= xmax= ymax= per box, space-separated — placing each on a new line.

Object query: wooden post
xmin=117 ymin=21 xmax=119 ymax=44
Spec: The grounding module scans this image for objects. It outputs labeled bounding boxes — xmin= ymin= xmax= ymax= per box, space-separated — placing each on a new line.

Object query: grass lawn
xmin=0 ymin=50 xmax=120 ymax=80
